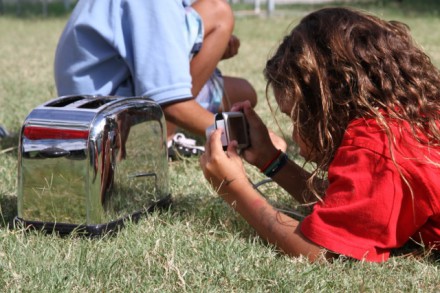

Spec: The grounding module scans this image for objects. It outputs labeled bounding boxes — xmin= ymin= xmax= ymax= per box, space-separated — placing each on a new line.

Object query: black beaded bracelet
xmin=264 ymin=152 xmax=288 ymax=177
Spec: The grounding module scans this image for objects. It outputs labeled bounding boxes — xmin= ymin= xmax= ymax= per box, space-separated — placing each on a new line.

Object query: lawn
xmin=1 ymin=0 xmax=440 ymax=291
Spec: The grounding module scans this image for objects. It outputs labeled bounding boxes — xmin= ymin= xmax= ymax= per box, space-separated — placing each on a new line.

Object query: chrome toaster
xmin=15 ymin=95 xmax=171 ymax=235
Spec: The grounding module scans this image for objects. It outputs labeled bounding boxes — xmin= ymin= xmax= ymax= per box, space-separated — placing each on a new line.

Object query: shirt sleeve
xmin=300 ymin=142 xmax=406 ymax=262
xmin=117 ymin=1 xmax=193 ymax=103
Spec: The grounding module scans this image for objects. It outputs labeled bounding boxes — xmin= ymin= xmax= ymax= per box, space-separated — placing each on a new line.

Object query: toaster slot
xmin=78 ymin=98 xmax=113 ymax=109
xmin=46 ymin=96 xmax=85 ymax=107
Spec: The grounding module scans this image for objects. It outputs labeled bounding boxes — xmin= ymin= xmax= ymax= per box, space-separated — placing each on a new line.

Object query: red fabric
xmin=300 ymin=117 xmax=440 ymax=262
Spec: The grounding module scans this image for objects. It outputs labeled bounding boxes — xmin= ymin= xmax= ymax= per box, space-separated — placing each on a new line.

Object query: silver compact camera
xmin=206 ymin=112 xmax=249 ymax=150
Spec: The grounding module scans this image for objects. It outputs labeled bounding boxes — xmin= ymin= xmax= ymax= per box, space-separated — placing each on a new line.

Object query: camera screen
xmin=228 ymin=116 xmax=247 ymax=145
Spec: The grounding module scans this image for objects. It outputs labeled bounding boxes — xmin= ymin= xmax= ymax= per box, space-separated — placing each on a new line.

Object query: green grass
xmin=1 ymin=1 xmax=440 ymax=291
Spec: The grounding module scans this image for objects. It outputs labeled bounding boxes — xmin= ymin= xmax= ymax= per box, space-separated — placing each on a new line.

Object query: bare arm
xmin=267 ymin=156 xmax=317 ymax=204
xmin=162 ymin=99 xmax=214 ymax=137
xmin=222 ymin=178 xmax=326 ymax=261
xmin=200 ymin=129 xmax=331 ymax=262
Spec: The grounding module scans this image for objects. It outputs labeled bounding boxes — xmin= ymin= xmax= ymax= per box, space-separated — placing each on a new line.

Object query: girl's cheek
xmin=293 ymin=130 xmax=312 ymax=160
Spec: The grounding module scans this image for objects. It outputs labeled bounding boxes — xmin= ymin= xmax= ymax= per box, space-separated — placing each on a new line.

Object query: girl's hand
xmin=230 ymin=101 xmax=287 ymax=170
xmin=200 ymin=128 xmax=248 ymax=194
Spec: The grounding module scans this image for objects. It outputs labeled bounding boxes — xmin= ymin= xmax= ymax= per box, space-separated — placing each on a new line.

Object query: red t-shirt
xmin=301 ymin=117 xmax=440 ymax=262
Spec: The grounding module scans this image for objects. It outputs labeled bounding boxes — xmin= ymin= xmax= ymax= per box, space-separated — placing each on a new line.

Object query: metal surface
xmin=17 ymin=95 xmax=169 ymax=228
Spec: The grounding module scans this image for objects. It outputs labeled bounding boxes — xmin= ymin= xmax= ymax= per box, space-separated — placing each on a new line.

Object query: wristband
xmin=264 ymin=152 xmax=288 ymax=178
xmin=259 ymin=149 xmax=282 ymax=173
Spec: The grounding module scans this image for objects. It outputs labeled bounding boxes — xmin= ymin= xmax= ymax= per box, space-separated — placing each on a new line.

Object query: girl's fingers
xmin=226 ymin=140 xmax=239 ymax=159
xmin=209 ymin=128 xmax=225 ymax=155
xmin=201 ymin=129 xmax=220 ymax=172
xmin=243 ymin=104 xmax=264 ymax=128
xmin=230 ymin=100 xmax=251 ymax=112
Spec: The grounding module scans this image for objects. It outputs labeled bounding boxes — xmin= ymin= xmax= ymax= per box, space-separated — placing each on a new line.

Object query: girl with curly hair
xmin=200 ymin=7 xmax=440 ymax=262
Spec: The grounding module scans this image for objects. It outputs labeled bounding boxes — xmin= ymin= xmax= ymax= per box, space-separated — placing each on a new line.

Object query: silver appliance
xmin=15 ymin=95 xmax=171 ymax=235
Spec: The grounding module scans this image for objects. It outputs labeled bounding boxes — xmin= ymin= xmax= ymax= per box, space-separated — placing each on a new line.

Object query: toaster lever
xmin=39 ymin=147 xmax=71 ymax=158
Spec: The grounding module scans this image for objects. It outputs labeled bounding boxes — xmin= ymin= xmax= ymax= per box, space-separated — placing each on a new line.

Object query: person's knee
xmin=212 ymin=0 xmax=234 ymax=21
xmin=204 ymin=0 xmax=233 ymax=18
xmin=193 ymin=0 xmax=234 ymax=32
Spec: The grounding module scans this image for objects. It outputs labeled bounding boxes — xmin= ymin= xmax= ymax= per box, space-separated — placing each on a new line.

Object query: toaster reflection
xmin=17 ymin=96 xmax=170 ymax=232
xmin=91 ymin=108 xmax=166 ymax=214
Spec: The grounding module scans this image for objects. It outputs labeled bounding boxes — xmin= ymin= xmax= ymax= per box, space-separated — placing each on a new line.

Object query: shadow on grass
xmin=0 ymin=133 xmax=18 ymax=150
xmin=0 ymin=193 xmax=17 ymax=227
xmin=0 ymin=134 xmax=19 ymax=228
xmin=391 ymin=242 xmax=440 ymax=265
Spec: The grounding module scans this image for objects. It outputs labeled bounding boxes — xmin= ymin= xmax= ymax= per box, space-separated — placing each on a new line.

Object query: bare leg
xmin=221 ymin=76 xmax=257 ymax=111
xmin=190 ymin=0 xmax=235 ymax=97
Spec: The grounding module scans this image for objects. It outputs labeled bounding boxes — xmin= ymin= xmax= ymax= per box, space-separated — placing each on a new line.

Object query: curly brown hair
xmin=264 ymin=7 xmax=440 ymax=194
